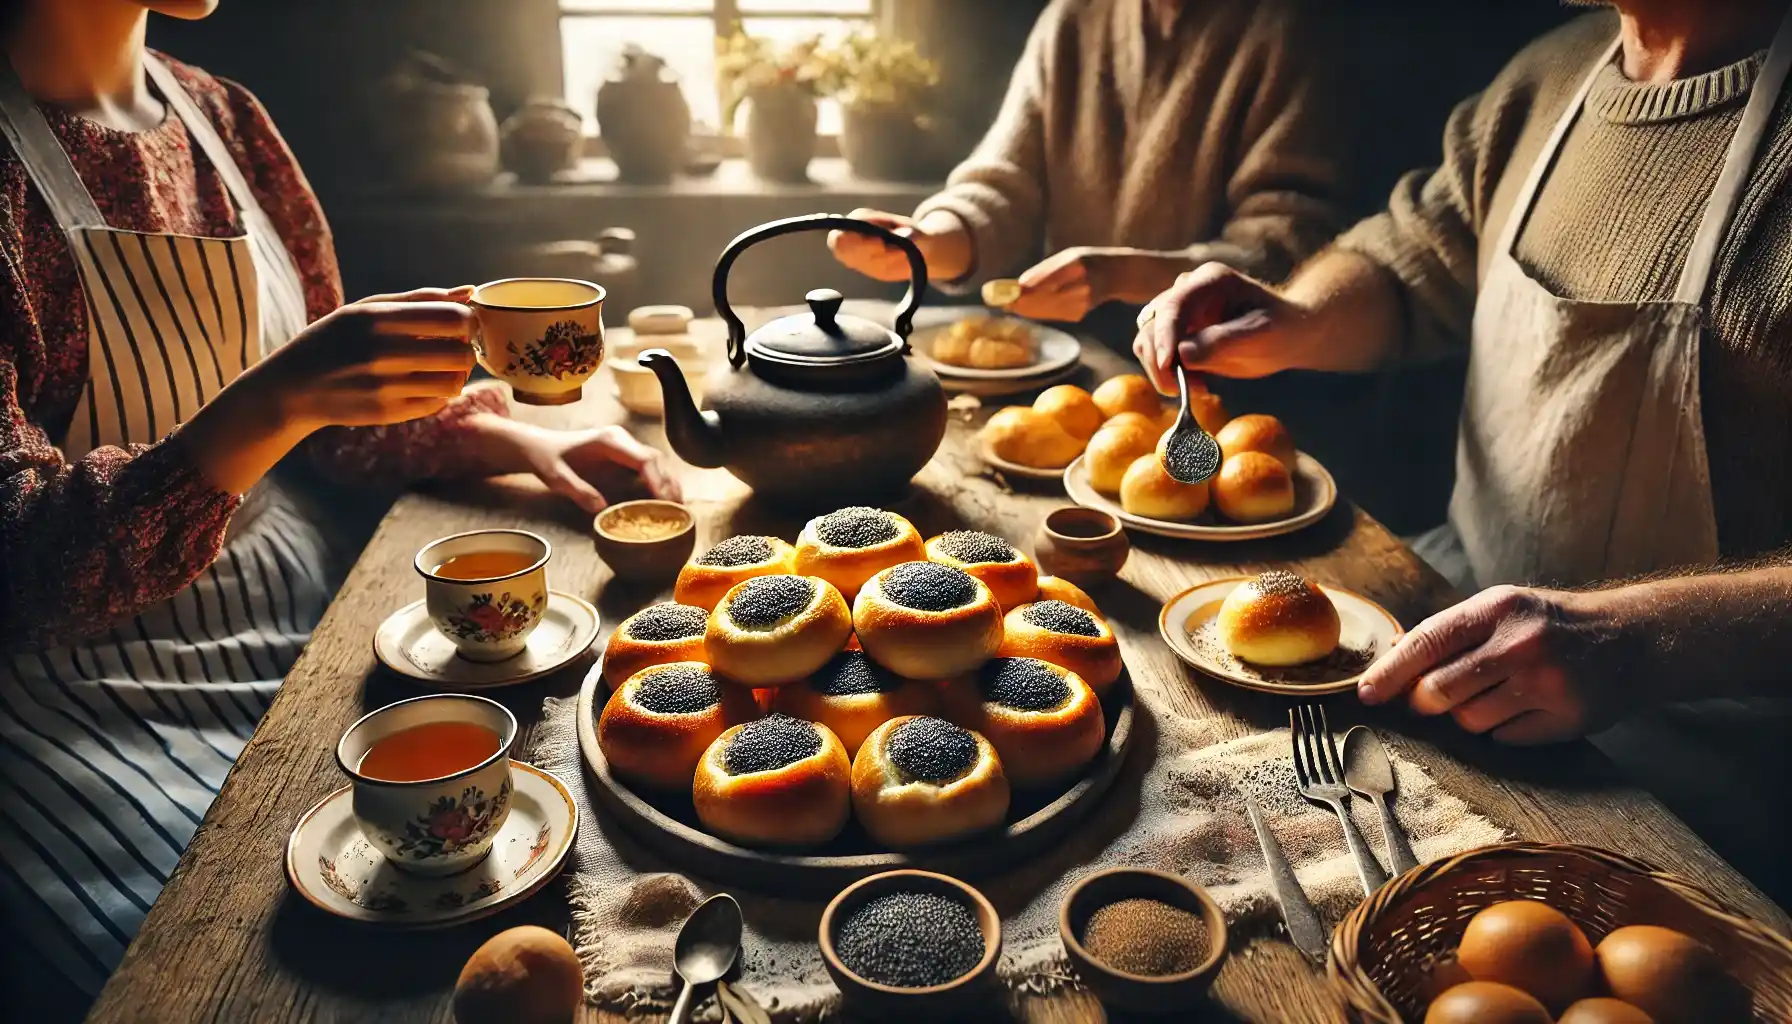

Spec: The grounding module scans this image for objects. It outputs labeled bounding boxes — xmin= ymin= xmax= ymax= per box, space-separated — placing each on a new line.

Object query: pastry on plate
xmin=1215 ymin=414 xmax=1297 ymax=471
xmin=1120 ymin=454 xmax=1210 ymax=520
xmin=693 ymin=713 xmax=851 ymax=846
xmin=853 ymin=561 xmax=1004 ymax=679
xmin=1034 ymin=384 xmax=1104 ymax=441
xmin=1085 ymin=415 xmax=1161 ymax=495
xmin=981 ymin=406 xmax=1084 ymax=469
xmin=771 ymin=649 xmax=940 ymax=756
xmin=923 ymin=530 xmax=1040 ymax=610
xmin=1212 ymin=450 xmax=1295 ymax=523
xmin=706 ymin=575 xmax=853 ymax=687
xmin=998 ymin=600 xmax=1123 ymax=695
xmin=601 ymin=602 xmax=709 ymax=688
xmin=792 ymin=507 xmax=926 ymax=601
xmin=1092 ymin=374 xmax=1162 ymax=421
xmin=933 ymin=316 xmax=1035 ymax=369
xmin=1161 ymin=391 xmax=1229 ymax=436
xmin=851 ymin=715 xmax=1010 ymax=847
xmin=1215 ymin=570 xmax=1340 ymax=666
xmin=597 ymin=661 xmax=759 ymax=789
xmin=674 ymin=535 xmax=797 ymax=611
xmin=941 ymin=657 xmax=1105 ymax=787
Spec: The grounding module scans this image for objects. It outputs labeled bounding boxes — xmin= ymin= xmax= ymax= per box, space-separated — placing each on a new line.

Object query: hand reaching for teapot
xmin=827 ymin=208 xmax=972 ymax=283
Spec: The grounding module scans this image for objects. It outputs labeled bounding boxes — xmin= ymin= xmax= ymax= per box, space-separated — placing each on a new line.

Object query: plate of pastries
xmin=574 ymin=507 xmax=1136 ymax=887
xmin=1026 ymin=374 xmax=1337 ymax=540
xmin=1157 ymin=570 xmax=1402 ymax=695
xmin=911 ymin=310 xmax=1081 ymax=382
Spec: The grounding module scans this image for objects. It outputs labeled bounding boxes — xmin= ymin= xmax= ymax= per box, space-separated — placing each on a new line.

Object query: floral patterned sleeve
xmin=202 ymin=71 xmax=511 ymax=485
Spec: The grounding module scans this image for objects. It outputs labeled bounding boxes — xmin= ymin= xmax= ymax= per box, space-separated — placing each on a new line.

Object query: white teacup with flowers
xmin=415 ymin=529 xmax=550 ymax=662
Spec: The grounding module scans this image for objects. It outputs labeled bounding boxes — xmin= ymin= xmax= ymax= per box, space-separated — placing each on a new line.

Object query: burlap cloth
xmin=531 ymin=685 xmax=1507 ymax=1021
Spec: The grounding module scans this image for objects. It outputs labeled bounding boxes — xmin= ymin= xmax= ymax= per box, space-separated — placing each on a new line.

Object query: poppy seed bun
xmin=1119 ymin=454 xmax=1211 ymax=520
xmin=850 ymin=715 xmax=1010 ymax=847
xmin=597 ymin=662 xmax=760 ymax=789
xmin=941 ymin=657 xmax=1105 ymax=787
xmin=1212 ymin=451 xmax=1296 ymax=523
xmin=771 ymin=650 xmax=940 ymax=756
xmin=853 ymin=562 xmax=1004 ymax=679
xmin=1215 ymin=414 xmax=1297 ymax=471
xmin=997 ymin=601 xmax=1123 ymax=695
xmin=675 ymin=535 xmax=797 ymax=611
xmin=1085 ymin=416 xmax=1161 ymax=495
xmin=601 ymin=602 xmax=709 ymax=687
xmin=1092 ymin=374 xmax=1162 ymax=420
xmin=693 ymin=714 xmax=851 ymax=847
xmin=923 ymin=530 xmax=1040 ymax=611
xmin=1033 ymin=384 xmax=1104 ymax=440
xmin=791 ymin=507 xmax=926 ymax=601
xmin=1216 ymin=571 xmax=1340 ymax=666
xmin=1035 ymin=575 xmax=1100 ymax=613
xmin=705 ymin=575 xmax=853 ymax=687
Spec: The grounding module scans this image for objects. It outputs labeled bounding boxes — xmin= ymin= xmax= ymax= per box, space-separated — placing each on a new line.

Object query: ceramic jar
xmin=745 ymin=85 xmax=818 ymax=183
xmin=840 ymin=104 xmax=937 ymax=182
xmin=1033 ymin=507 xmax=1129 ymax=588
xmin=501 ymin=96 xmax=582 ymax=183
xmin=378 ymin=55 xmax=499 ymax=191
xmin=414 ymin=529 xmax=552 ymax=661
xmin=596 ymin=46 xmax=691 ymax=185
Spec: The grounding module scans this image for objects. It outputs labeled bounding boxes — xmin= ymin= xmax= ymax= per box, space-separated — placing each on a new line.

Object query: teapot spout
xmin=639 ymin=349 xmax=725 ymax=468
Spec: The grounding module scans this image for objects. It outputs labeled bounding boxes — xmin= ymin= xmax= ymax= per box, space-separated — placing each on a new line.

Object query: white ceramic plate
xmin=1063 ymin=451 xmax=1337 ymax=541
xmin=910 ymin=309 xmax=1081 ymax=381
xmin=373 ymin=590 xmax=600 ymax=689
xmin=285 ymin=761 xmax=577 ymax=928
xmin=1159 ymin=576 xmax=1404 ymax=696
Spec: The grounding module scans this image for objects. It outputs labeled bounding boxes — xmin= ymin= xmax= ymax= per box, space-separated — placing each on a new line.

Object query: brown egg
xmin=1092 ymin=374 xmax=1163 ymax=420
xmin=1424 ymin=981 xmax=1554 ymax=1024
xmin=1595 ymin=925 xmax=1748 ymax=1024
xmin=1458 ymin=900 xmax=1596 ymax=1011
xmin=1559 ymin=997 xmax=1657 ymax=1023
xmin=1034 ymin=384 xmax=1105 ymax=440
xmin=454 ymin=925 xmax=584 ymax=1024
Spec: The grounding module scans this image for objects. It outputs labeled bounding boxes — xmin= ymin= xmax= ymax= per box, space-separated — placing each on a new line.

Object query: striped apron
xmin=0 ymin=55 xmax=338 ymax=999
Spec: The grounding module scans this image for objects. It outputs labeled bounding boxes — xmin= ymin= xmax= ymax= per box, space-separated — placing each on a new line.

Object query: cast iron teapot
xmin=642 ymin=213 xmax=946 ymax=508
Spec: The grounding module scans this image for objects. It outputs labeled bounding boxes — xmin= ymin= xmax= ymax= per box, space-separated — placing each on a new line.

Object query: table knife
xmin=1245 ymin=791 xmax=1328 ymax=962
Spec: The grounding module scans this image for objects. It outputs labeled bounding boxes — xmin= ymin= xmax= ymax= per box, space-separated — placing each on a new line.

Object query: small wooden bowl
xmin=592 ymin=500 xmax=695 ymax=581
xmin=1059 ymin=868 xmax=1229 ymax=1014
xmin=820 ymin=870 xmax=1002 ymax=1020
xmin=1033 ymin=506 xmax=1129 ymax=588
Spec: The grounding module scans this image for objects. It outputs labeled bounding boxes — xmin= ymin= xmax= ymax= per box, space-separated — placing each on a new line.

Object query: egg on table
xmin=454 ymin=925 xmax=584 ymax=1024
xmin=1595 ymin=924 xmax=1748 ymax=1024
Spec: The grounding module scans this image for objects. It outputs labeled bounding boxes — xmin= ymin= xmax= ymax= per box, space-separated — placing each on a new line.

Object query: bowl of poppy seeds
xmin=593 ymin=499 xmax=695 ymax=581
xmin=1059 ymin=867 xmax=1228 ymax=1012
xmin=820 ymin=869 xmax=1001 ymax=1018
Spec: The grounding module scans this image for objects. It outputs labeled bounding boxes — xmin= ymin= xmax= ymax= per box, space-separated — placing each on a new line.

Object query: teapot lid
xmin=745 ymin=289 xmax=901 ymax=368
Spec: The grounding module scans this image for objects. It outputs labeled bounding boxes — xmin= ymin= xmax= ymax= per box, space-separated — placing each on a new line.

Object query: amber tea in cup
xmin=358 ymin=720 xmax=504 ymax=783
xmin=415 ymin=529 xmax=551 ymax=662
xmin=432 ymin=550 xmax=539 ymax=581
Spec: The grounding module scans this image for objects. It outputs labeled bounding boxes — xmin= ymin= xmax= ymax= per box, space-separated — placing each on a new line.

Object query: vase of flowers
xmin=718 ymin=32 xmax=840 ymax=183
xmin=834 ymin=31 xmax=942 ymax=182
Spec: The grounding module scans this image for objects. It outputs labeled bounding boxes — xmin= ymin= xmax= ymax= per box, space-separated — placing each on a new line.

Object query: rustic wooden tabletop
xmin=87 ymin=323 xmax=1790 ymax=1024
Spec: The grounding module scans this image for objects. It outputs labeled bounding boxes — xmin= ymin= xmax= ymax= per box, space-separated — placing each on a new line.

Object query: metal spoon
xmin=1160 ymin=363 xmax=1222 ymax=484
xmin=669 ymin=893 xmax=743 ymax=1024
xmin=1341 ymin=726 xmax=1419 ymax=875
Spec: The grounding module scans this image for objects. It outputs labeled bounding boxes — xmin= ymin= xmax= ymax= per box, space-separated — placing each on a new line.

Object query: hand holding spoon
xmin=669 ymin=893 xmax=743 ymax=1024
xmin=1160 ymin=362 xmax=1222 ymax=484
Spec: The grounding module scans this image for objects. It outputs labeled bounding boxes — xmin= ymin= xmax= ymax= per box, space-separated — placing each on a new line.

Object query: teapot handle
xmin=712 ymin=213 xmax=928 ymax=368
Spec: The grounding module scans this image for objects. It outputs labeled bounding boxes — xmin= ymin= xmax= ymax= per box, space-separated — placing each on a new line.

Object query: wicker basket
xmin=1328 ymin=841 xmax=1792 ymax=1022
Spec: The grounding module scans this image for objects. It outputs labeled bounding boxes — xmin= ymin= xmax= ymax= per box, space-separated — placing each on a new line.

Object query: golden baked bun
xmin=924 ymin=530 xmax=1040 ymax=610
xmin=942 ymin=657 xmax=1105 ymax=787
xmin=675 ymin=535 xmax=797 ymax=611
xmin=1212 ymin=450 xmax=1296 ymax=523
xmin=1161 ymin=391 xmax=1229 ymax=436
xmin=792 ymin=507 xmax=926 ymax=601
xmin=1216 ymin=570 xmax=1340 ymax=666
xmin=854 ymin=561 xmax=1005 ymax=679
xmin=998 ymin=601 xmax=1123 ymax=695
xmin=1033 ymin=385 xmax=1104 ymax=440
xmin=1092 ymin=374 xmax=1162 ymax=420
xmin=851 ymin=715 xmax=1010 ymax=847
xmin=602 ymin=602 xmax=710 ymax=688
xmin=597 ymin=662 xmax=760 ymax=789
xmin=1119 ymin=454 xmax=1211 ymax=520
xmin=1036 ymin=575 xmax=1099 ymax=613
xmin=693 ymin=713 xmax=851 ymax=846
xmin=1215 ymin=413 xmax=1297 ymax=471
xmin=705 ymin=575 xmax=854 ymax=687
xmin=980 ymin=406 xmax=1084 ymax=469
xmin=771 ymin=649 xmax=941 ymax=756
xmin=1085 ymin=416 xmax=1161 ymax=495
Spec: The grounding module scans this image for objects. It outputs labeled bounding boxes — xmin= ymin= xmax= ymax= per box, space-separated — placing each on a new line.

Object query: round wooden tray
xmin=575 ymin=657 xmax=1137 ymax=896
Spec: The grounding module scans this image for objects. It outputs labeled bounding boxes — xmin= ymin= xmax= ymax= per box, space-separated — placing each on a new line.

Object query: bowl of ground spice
xmin=593 ymin=499 xmax=695 ymax=581
xmin=819 ymin=869 xmax=1001 ymax=1019
xmin=1059 ymin=867 xmax=1228 ymax=1012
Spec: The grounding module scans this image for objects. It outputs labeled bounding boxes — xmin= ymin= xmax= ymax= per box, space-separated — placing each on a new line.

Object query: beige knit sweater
xmin=1338 ymin=11 xmax=1792 ymax=559
xmin=913 ymin=0 xmax=1351 ymax=288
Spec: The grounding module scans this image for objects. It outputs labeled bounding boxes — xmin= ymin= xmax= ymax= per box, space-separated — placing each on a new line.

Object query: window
xmin=559 ymin=0 xmax=879 ymax=139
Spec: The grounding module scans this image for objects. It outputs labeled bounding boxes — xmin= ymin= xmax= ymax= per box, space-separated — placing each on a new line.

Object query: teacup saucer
xmin=374 ymin=590 xmax=600 ymax=689
xmin=285 ymin=761 xmax=578 ymax=928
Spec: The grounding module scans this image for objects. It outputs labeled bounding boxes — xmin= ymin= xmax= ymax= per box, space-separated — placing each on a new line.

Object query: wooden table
xmin=88 ymin=330 xmax=1789 ymax=1024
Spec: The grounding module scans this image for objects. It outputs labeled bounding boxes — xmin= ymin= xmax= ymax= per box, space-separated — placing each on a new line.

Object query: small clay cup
xmin=820 ymin=869 xmax=1002 ymax=1020
xmin=1059 ymin=867 xmax=1228 ymax=1014
xmin=1033 ymin=506 xmax=1129 ymax=588
xmin=592 ymin=499 xmax=695 ymax=582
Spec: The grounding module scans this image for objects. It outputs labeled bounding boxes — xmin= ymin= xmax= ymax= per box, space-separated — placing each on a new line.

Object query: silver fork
xmin=1290 ymin=703 xmax=1389 ymax=896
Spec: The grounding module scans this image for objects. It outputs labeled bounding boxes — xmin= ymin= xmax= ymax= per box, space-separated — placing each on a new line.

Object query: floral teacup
xmin=415 ymin=529 xmax=551 ymax=662
xmin=336 ymin=694 xmax=517 ymax=876
xmin=470 ymin=277 xmax=605 ymax=406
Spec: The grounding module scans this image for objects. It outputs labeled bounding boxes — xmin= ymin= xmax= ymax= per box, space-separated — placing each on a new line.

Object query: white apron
xmin=0 ymin=56 xmax=339 ymax=999
xmin=1435 ymin=10 xmax=1792 ymax=897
